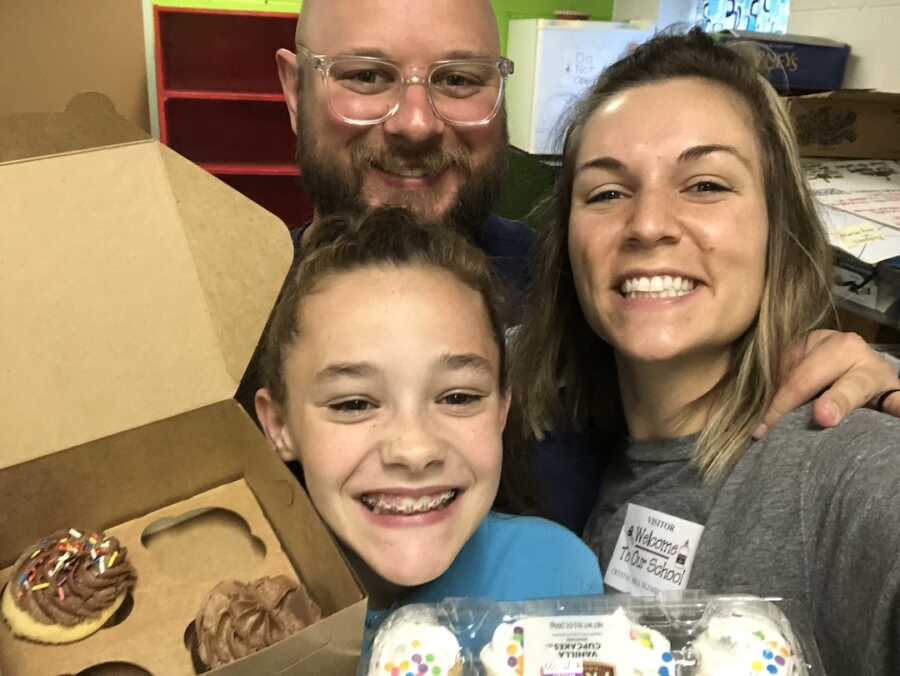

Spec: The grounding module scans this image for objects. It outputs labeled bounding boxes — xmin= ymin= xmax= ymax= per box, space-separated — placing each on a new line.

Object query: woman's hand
xmin=755 ymin=329 xmax=900 ymax=439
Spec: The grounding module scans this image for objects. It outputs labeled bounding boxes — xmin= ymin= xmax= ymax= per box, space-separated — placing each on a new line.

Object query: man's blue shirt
xmin=472 ymin=216 xmax=603 ymax=534
xmin=474 ymin=214 xmax=535 ymax=298
xmin=291 ymin=213 xmax=535 ymax=298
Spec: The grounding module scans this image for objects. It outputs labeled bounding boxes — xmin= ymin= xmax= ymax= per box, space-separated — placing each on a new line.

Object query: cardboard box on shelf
xmin=0 ymin=93 xmax=366 ymax=676
xmin=787 ymin=90 xmax=900 ymax=160
xmin=716 ymin=30 xmax=850 ymax=95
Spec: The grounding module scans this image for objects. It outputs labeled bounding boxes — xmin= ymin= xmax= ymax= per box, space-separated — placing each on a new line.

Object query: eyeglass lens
xmin=326 ymin=59 xmax=503 ymax=124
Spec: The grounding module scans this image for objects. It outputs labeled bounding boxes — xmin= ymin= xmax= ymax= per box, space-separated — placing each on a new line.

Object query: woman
xmin=514 ymin=29 xmax=900 ymax=674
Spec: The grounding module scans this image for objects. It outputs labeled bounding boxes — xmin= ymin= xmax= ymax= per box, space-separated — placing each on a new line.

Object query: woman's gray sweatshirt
xmin=583 ymin=404 xmax=900 ymax=675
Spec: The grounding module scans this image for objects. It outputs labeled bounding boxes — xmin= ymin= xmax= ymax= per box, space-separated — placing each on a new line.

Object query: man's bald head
xmin=294 ymin=0 xmax=316 ymax=46
xmin=295 ymin=0 xmax=501 ymax=54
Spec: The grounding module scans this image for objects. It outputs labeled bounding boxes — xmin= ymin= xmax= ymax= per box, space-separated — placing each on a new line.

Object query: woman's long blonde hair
xmin=513 ymin=28 xmax=834 ymax=480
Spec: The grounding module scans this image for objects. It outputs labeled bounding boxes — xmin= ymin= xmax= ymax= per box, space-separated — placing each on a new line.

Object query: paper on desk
xmin=803 ymin=159 xmax=900 ymax=229
xmin=818 ymin=203 xmax=900 ymax=265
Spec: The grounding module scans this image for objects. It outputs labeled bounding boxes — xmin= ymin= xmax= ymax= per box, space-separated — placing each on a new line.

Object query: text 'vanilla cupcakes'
xmin=190 ymin=575 xmax=322 ymax=672
xmin=1 ymin=528 xmax=136 ymax=644
xmin=480 ymin=609 xmax=674 ymax=676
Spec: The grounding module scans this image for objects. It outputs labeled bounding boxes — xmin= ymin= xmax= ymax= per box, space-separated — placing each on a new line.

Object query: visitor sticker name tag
xmin=605 ymin=504 xmax=704 ymax=594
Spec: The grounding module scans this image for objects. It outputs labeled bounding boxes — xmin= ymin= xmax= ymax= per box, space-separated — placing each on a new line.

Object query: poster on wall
xmin=698 ymin=0 xmax=790 ymax=33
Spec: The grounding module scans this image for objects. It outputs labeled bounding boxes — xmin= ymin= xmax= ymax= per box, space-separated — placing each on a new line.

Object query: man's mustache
xmin=351 ymin=144 xmax=472 ymax=176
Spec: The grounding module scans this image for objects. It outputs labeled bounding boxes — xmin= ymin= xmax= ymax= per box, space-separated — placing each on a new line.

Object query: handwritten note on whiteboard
xmin=835 ymin=223 xmax=885 ymax=248
xmin=819 ymin=204 xmax=900 ymax=265
xmin=804 ymin=159 xmax=900 ymax=230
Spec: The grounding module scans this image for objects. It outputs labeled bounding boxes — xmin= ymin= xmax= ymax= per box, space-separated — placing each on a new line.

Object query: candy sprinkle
xmin=16 ymin=529 xmax=123 ymax=596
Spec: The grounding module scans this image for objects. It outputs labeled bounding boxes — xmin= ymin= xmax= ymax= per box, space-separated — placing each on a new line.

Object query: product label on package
xmin=582 ymin=662 xmax=616 ymax=676
xmin=519 ymin=616 xmax=615 ymax=676
xmin=605 ymin=504 xmax=704 ymax=594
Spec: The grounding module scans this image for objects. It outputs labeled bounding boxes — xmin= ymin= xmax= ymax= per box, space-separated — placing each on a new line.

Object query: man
xmin=244 ymin=0 xmax=900 ymax=530
xmin=274 ymin=0 xmax=532 ymax=292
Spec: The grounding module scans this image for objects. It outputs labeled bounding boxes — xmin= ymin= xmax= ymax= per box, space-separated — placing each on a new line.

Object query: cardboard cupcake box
xmin=0 ymin=93 xmax=366 ymax=676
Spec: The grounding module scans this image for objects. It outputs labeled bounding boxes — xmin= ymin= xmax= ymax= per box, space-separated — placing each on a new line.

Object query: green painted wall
xmin=492 ymin=0 xmax=615 ymax=53
xmin=152 ymin=0 xmax=615 ymax=54
xmin=153 ymin=0 xmax=299 ymax=13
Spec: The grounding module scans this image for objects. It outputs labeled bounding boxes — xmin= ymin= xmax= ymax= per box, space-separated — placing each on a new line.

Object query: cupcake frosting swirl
xmin=10 ymin=528 xmax=136 ymax=627
xmin=195 ymin=575 xmax=322 ymax=669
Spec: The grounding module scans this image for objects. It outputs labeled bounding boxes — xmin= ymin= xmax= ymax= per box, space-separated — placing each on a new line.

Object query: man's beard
xmin=295 ymin=111 xmax=507 ymax=239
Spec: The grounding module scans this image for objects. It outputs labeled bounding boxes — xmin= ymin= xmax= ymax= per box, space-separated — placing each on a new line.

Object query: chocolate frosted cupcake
xmin=191 ymin=575 xmax=321 ymax=672
xmin=1 ymin=528 xmax=136 ymax=644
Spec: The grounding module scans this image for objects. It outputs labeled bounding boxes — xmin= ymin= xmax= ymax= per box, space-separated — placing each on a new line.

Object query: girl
xmin=514 ymin=29 xmax=900 ymax=674
xmin=254 ymin=207 xmax=602 ymax=651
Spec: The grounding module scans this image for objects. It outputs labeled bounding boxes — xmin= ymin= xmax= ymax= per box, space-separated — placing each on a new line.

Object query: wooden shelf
xmin=155 ymin=5 xmax=311 ymax=229
xmin=155 ymin=8 xmax=296 ymax=92
xmin=202 ymin=162 xmax=299 ymax=176
xmin=162 ymin=88 xmax=286 ymax=102
xmin=217 ymin=174 xmax=309 ymax=231
xmin=163 ymin=97 xmax=295 ymax=164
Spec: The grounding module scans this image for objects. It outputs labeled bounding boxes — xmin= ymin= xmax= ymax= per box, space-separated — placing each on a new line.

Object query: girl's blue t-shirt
xmin=362 ymin=512 xmax=603 ymax=663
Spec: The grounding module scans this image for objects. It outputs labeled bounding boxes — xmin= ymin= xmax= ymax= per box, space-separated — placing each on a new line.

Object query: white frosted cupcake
xmin=693 ymin=609 xmax=797 ymax=676
xmin=479 ymin=619 xmax=525 ymax=675
xmin=367 ymin=612 xmax=463 ymax=676
xmin=480 ymin=608 xmax=674 ymax=676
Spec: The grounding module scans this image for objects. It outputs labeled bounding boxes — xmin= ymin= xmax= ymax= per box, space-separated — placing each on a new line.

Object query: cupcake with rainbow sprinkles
xmin=367 ymin=610 xmax=463 ymax=676
xmin=693 ymin=608 xmax=797 ymax=676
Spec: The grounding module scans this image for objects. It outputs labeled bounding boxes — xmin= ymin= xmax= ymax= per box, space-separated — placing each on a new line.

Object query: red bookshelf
xmin=154 ymin=6 xmax=312 ymax=229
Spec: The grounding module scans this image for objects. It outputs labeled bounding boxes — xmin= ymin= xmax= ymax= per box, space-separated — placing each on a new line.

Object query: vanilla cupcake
xmin=367 ymin=610 xmax=463 ymax=676
xmin=693 ymin=608 xmax=797 ymax=676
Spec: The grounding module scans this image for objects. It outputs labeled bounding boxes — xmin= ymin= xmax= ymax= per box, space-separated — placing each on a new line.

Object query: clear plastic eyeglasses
xmin=296 ymin=43 xmax=514 ymax=127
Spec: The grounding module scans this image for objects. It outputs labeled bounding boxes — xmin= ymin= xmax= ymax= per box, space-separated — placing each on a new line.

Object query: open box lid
xmin=0 ymin=93 xmax=294 ymax=470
